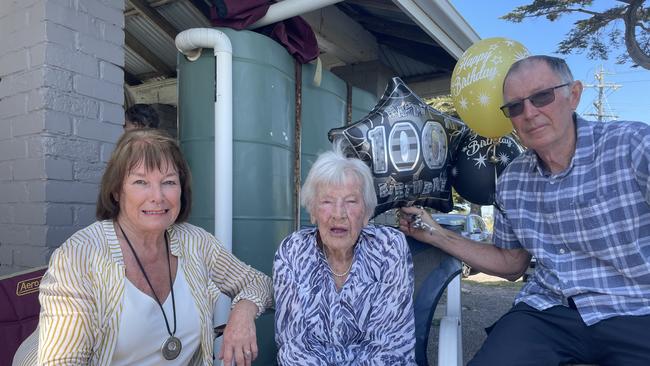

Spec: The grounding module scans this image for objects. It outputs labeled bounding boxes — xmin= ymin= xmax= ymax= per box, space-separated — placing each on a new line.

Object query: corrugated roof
xmin=125 ymin=0 xmax=211 ymax=84
xmin=126 ymin=16 xmax=177 ymax=68
xmin=124 ymin=0 xmax=473 ymax=85
xmin=156 ymin=1 xmax=211 ymax=30
xmin=124 ymin=46 xmax=156 ymax=76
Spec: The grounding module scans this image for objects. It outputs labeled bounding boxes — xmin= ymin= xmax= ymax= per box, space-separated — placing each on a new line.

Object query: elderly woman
xmin=273 ymin=147 xmax=416 ymax=365
xmin=37 ymin=129 xmax=272 ymax=365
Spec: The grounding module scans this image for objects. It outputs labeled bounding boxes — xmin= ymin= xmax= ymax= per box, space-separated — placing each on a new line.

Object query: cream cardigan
xmin=37 ymin=220 xmax=273 ymax=365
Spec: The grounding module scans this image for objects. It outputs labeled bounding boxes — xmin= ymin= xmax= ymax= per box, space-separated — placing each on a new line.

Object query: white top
xmin=112 ymin=259 xmax=201 ymax=365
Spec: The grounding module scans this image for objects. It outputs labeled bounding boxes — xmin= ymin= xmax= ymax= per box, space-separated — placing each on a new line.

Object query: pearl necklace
xmin=323 ymin=249 xmax=353 ymax=277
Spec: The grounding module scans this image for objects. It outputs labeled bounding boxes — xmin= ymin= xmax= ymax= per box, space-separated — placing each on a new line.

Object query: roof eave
xmin=392 ymin=0 xmax=480 ymax=60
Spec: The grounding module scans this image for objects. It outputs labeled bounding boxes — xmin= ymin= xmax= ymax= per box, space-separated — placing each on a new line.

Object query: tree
xmin=426 ymin=95 xmax=459 ymax=118
xmin=502 ymin=0 xmax=650 ymax=70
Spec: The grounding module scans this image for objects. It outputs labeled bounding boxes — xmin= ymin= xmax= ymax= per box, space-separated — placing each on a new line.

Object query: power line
xmin=583 ymin=65 xmax=622 ymax=122
xmin=614 ymin=79 xmax=650 ymax=83
xmin=610 ymin=70 xmax=649 ymax=75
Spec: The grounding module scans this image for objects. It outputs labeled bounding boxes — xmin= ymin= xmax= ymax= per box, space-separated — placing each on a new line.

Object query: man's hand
xmin=398 ymin=206 xmax=445 ymax=245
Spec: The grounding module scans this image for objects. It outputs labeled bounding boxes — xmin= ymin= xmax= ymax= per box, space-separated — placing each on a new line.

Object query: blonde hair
xmin=301 ymin=143 xmax=377 ymax=221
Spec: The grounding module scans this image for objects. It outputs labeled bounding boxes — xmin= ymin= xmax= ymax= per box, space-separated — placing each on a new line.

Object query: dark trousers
xmin=468 ymin=302 xmax=650 ymax=366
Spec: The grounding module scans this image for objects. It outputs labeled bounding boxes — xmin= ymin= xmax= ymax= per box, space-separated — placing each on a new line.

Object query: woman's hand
xmin=398 ymin=206 xmax=444 ymax=244
xmin=218 ymin=299 xmax=259 ymax=366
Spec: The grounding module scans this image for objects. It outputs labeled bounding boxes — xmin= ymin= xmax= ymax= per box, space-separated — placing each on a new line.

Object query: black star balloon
xmin=452 ymin=133 xmax=524 ymax=205
xmin=328 ymin=77 xmax=469 ymax=217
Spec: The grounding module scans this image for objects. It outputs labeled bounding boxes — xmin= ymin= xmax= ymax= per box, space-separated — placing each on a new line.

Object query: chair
xmin=9 ymin=239 xmax=463 ymax=366
xmin=12 ymin=327 xmax=38 ymax=366
xmin=408 ymin=237 xmax=463 ymax=366
xmin=0 ymin=266 xmax=46 ymax=366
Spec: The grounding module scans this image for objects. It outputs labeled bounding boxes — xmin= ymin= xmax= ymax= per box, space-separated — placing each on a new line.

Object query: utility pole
xmin=584 ymin=65 xmax=621 ymax=122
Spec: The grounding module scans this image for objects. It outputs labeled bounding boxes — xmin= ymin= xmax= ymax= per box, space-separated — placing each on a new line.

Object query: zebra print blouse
xmin=274 ymin=225 xmax=416 ymax=365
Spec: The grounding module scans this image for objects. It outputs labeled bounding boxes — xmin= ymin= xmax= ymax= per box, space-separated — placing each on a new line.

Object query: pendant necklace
xmin=119 ymin=224 xmax=181 ymax=360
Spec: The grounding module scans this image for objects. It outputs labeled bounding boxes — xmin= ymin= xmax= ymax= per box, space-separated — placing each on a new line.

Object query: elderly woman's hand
xmin=398 ymin=206 xmax=444 ymax=244
xmin=218 ymin=299 xmax=259 ymax=366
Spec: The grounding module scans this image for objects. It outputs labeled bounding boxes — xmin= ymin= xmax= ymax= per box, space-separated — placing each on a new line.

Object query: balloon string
xmin=488 ymin=138 xmax=500 ymax=164
xmin=492 ymin=162 xmax=499 ymax=205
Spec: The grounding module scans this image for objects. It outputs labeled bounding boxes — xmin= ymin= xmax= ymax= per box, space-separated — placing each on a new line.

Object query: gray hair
xmin=301 ymin=143 xmax=377 ymax=221
xmin=504 ymin=55 xmax=574 ymax=95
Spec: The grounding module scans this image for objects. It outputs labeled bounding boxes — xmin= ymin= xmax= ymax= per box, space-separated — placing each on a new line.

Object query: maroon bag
xmin=257 ymin=16 xmax=319 ymax=64
xmin=210 ymin=0 xmax=270 ymax=29
xmin=210 ymin=0 xmax=319 ymax=64
xmin=0 ymin=267 xmax=46 ymax=365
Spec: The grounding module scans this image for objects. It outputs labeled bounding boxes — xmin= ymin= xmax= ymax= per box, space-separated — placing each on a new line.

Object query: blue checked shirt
xmin=494 ymin=115 xmax=650 ymax=325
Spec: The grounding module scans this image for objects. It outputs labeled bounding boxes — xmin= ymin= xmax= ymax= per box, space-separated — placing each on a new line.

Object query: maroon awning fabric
xmin=210 ymin=0 xmax=319 ymax=64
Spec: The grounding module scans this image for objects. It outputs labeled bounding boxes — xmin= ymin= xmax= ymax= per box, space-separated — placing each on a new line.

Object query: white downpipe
xmin=175 ymin=28 xmax=232 ymax=365
xmin=248 ymin=0 xmax=344 ymax=29
xmin=174 ymin=1 xmax=341 ymax=355
xmin=175 ymin=28 xmax=232 ymax=258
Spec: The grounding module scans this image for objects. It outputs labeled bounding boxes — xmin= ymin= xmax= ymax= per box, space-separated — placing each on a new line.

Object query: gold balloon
xmin=451 ymin=38 xmax=529 ymax=138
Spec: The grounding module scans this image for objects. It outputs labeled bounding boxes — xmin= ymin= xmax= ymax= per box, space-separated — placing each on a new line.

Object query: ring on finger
xmin=244 ymin=350 xmax=252 ymax=358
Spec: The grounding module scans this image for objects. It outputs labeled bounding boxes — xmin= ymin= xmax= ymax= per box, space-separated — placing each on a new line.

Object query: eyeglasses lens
xmin=503 ymin=102 xmax=522 ymax=118
xmin=529 ymin=89 xmax=556 ymax=108
xmin=502 ymin=87 xmax=559 ymax=118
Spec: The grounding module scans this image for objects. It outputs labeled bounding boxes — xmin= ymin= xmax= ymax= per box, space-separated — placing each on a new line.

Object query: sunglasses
xmin=500 ymin=83 xmax=571 ymax=118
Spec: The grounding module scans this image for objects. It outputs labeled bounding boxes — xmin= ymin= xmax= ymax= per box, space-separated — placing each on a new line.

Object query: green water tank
xmin=178 ymin=28 xmax=295 ymax=365
xmin=351 ymin=87 xmax=378 ymax=121
xmin=178 ymin=27 xmax=376 ymax=365
xmin=299 ymin=63 xmax=376 ymax=226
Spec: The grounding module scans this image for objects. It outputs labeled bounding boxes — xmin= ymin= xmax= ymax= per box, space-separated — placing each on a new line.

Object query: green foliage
xmin=426 ymin=95 xmax=459 ymax=118
xmin=557 ymin=5 xmax=628 ymax=60
xmin=425 ymin=95 xmax=473 ymax=210
xmin=502 ymin=0 xmax=595 ymax=22
xmin=502 ymin=0 xmax=650 ymax=69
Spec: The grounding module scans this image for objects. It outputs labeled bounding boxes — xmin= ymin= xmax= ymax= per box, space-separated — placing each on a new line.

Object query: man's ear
xmin=569 ymin=80 xmax=583 ymax=110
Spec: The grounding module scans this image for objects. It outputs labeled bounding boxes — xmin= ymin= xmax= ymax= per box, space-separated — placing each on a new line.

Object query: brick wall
xmin=0 ymin=0 xmax=124 ymax=275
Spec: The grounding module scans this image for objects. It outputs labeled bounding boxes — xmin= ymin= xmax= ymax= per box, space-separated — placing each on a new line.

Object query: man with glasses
xmin=399 ymin=55 xmax=650 ymax=365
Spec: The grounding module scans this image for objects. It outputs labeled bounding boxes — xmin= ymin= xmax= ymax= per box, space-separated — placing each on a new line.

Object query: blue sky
xmin=451 ymin=0 xmax=649 ymax=123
